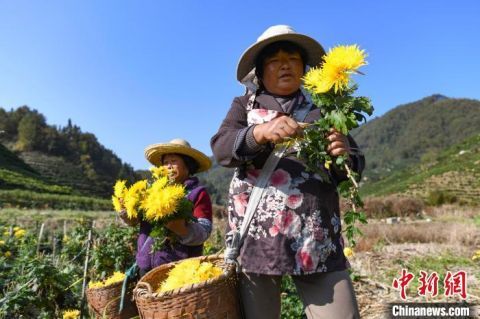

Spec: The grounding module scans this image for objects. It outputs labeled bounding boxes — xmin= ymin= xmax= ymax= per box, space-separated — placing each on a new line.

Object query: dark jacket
xmin=211 ymin=91 xmax=365 ymax=275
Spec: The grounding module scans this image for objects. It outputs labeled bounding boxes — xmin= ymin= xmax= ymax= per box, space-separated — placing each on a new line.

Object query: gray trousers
xmin=239 ymin=270 xmax=360 ymax=319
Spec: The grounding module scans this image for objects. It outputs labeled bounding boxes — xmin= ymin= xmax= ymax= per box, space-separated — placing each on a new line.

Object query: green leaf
xmin=327 ymin=110 xmax=348 ymax=135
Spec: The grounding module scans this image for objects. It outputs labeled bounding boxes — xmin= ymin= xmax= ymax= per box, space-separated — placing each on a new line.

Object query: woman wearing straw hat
xmin=119 ymin=138 xmax=213 ymax=276
xmin=211 ymin=25 xmax=364 ymax=318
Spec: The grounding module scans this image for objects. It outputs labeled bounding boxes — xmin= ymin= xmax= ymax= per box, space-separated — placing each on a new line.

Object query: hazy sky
xmin=1 ymin=1 xmax=479 ymax=169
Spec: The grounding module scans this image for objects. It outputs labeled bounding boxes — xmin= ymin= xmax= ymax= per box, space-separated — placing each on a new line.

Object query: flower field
xmin=0 ymin=205 xmax=479 ymax=318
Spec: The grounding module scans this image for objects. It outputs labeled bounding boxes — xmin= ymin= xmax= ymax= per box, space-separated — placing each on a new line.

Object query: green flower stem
xmin=344 ymin=163 xmax=358 ymax=189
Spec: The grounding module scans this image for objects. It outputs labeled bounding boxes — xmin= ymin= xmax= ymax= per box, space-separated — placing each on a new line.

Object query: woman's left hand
xmin=165 ymin=219 xmax=188 ymax=237
xmin=326 ymin=129 xmax=351 ymax=157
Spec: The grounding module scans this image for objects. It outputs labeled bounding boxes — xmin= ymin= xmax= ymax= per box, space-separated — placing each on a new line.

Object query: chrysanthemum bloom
xmin=142 ymin=180 xmax=186 ymax=222
xmin=0 ymin=240 xmax=5 ymax=246
xmin=473 ymin=250 xmax=480 ymax=261
xmin=124 ymin=180 xmax=148 ymax=219
xmin=303 ymin=45 xmax=367 ymax=94
xmin=62 ymin=309 xmax=80 ymax=319
xmin=14 ymin=229 xmax=26 ymax=238
xmin=88 ymin=271 xmax=125 ymax=289
xmin=343 ymin=247 xmax=354 ymax=258
xmin=150 ymin=166 xmax=170 ymax=180
xmin=158 ymin=259 xmax=223 ymax=292
xmin=4 ymin=251 xmax=11 ymax=258
xmin=104 ymin=271 xmax=126 ymax=286
xmin=112 ymin=180 xmax=127 ymax=212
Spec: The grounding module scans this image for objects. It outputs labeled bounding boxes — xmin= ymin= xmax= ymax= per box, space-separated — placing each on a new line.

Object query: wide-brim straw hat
xmin=144 ymin=138 xmax=212 ymax=173
xmin=237 ymin=25 xmax=326 ymax=83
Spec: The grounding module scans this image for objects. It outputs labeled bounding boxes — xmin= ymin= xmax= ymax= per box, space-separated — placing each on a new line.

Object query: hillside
xmin=360 ymin=133 xmax=480 ymax=204
xmin=352 ymin=95 xmax=480 ymax=182
xmin=0 ymin=106 xmax=140 ymax=198
xmin=0 ymin=143 xmax=110 ymax=210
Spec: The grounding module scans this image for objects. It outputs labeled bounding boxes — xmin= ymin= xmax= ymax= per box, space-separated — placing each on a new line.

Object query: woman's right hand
xmin=253 ymin=115 xmax=302 ymax=144
xmin=118 ymin=209 xmax=139 ymax=227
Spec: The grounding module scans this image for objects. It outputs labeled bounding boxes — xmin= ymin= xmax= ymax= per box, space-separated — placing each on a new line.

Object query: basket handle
xmin=135 ymin=281 xmax=153 ymax=294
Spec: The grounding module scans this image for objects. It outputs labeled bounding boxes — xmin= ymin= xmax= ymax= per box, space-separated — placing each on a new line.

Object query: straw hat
xmin=237 ymin=25 xmax=325 ymax=83
xmin=144 ymin=138 xmax=212 ymax=173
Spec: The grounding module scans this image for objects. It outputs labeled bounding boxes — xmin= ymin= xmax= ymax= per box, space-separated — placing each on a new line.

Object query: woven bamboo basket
xmin=86 ymin=280 xmax=139 ymax=319
xmin=134 ymin=255 xmax=242 ymax=319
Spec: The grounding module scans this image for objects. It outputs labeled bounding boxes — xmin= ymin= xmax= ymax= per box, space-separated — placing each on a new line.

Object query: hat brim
xmin=237 ymin=33 xmax=326 ymax=82
xmin=144 ymin=143 xmax=212 ymax=173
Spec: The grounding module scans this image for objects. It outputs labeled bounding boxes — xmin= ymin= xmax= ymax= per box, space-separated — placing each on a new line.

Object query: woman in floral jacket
xmin=211 ymin=25 xmax=364 ymax=319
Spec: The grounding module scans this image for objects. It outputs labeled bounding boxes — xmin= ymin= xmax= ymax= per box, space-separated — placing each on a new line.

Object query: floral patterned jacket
xmin=211 ymin=91 xmax=365 ymax=275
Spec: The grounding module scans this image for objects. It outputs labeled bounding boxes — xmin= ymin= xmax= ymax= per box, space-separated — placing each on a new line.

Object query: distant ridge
xmin=352 ymin=95 xmax=480 ymax=182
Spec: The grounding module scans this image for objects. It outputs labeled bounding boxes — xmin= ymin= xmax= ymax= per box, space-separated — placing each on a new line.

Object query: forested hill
xmin=352 ymin=94 xmax=480 ymax=182
xmin=0 ymin=106 xmax=140 ymax=198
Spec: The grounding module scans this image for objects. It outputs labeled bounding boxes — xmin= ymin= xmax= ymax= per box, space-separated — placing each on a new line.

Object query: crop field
xmin=0 ymin=205 xmax=479 ymax=318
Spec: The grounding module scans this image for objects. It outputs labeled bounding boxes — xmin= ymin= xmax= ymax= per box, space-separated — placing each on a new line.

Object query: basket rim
xmin=134 ymin=254 xmax=236 ymax=300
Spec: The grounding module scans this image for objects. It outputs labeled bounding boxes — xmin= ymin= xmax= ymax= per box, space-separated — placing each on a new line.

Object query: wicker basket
xmin=86 ymin=280 xmax=139 ymax=319
xmin=134 ymin=255 xmax=242 ymax=319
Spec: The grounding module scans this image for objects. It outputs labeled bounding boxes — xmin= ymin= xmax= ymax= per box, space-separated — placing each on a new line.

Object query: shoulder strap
xmin=224 ymin=92 xmax=313 ymax=267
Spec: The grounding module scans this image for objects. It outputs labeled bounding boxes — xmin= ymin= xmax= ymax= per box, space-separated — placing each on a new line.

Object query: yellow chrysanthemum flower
xmin=112 ymin=196 xmax=123 ymax=213
xmin=344 ymin=247 xmax=354 ymax=258
xmin=104 ymin=271 xmax=126 ymax=286
xmin=88 ymin=271 xmax=125 ymax=289
xmin=13 ymin=226 xmax=20 ymax=232
xmin=303 ymin=44 xmax=367 ymax=94
xmin=142 ymin=181 xmax=186 ymax=222
xmin=472 ymin=250 xmax=480 ymax=261
xmin=158 ymin=259 xmax=223 ymax=293
xmin=4 ymin=251 xmax=12 ymax=258
xmin=88 ymin=280 xmax=104 ymax=289
xmin=124 ymin=180 xmax=148 ymax=219
xmin=150 ymin=166 xmax=170 ymax=180
xmin=14 ymin=229 xmax=26 ymax=238
xmin=112 ymin=180 xmax=128 ymax=212
xmin=62 ymin=309 xmax=80 ymax=319
xmin=3 ymin=231 xmax=10 ymax=237
xmin=114 ymin=180 xmax=127 ymax=198
xmin=0 ymin=240 xmax=5 ymax=246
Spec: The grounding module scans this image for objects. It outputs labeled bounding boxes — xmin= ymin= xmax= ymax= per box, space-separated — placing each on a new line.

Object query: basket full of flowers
xmin=133 ymin=255 xmax=241 ymax=319
xmin=86 ymin=272 xmax=138 ymax=319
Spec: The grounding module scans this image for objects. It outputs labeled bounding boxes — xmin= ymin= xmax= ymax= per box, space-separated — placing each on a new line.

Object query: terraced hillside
xmin=0 ymin=143 xmax=110 ymax=210
xmin=360 ymin=134 xmax=480 ymax=205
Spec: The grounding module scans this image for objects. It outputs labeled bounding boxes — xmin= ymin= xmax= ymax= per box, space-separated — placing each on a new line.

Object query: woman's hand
xmin=326 ymin=129 xmax=351 ymax=156
xmin=118 ymin=209 xmax=139 ymax=227
xmin=165 ymin=219 xmax=188 ymax=237
xmin=253 ymin=115 xmax=303 ymax=144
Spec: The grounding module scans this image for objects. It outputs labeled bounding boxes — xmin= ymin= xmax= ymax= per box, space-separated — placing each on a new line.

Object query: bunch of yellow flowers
xmin=157 ymin=259 xmax=223 ymax=293
xmin=88 ymin=271 xmax=126 ymax=289
xmin=112 ymin=166 xmax=187 ymax=223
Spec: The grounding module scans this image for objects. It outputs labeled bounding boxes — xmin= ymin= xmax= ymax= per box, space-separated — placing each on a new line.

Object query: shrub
xmin=426 ymin=190 xmax=458 ymax=206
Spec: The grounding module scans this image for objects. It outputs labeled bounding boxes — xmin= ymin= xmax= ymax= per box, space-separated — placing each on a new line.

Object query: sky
xmin=1 ymin=1 xmax=479 ymax=170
